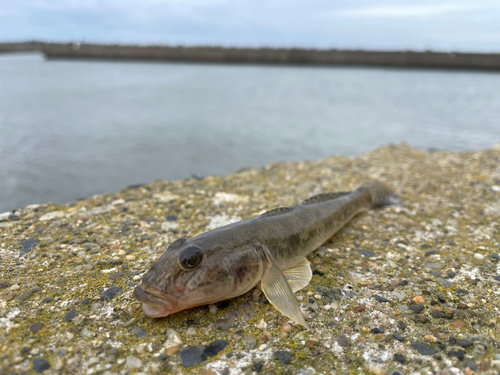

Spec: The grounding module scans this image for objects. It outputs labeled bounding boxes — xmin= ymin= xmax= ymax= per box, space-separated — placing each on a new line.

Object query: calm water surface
xmin=1 ymin=53 xmax=499 ymax=212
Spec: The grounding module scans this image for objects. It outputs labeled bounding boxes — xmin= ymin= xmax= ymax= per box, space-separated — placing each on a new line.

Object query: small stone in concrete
xmin=164 ymin=329 xmax=182 ymax=348
xmin=126 ymin=355 xmax=142 ymax=368
xmin=410 ymin=342 xmax=438 ymax=355
xmin=274 ymin=350 xmax=294 ymax=365
xmin=336 ymin=335 xmax=351 ymax=347
xmin=393 ymin=333 xmax=405 ymax=342
xmin=494 ymin=276 xmax=500 ymax=281
xmin=180 ymin=346 xmax=205 ymax=367
xmin=394 ymin=353 xmax=406 ymax=364
xmin=254 ymin=362 xmax=264 ymax=373
xmin=30 ymin=322 xmax=44 ymax=334
xmin=21 ymin=238 xmax=39 ymax=256
xmin=33 ymin=358 xmax=50 ymax=373
xmin=64 ymin=309 xmax=77 ymax=322
xmin=456 ymin=289 xmax=469 ymax=295
xmin=374 ymin=295 xmax=390 ymax=303
xmin=439 ymin=278 xmax=453 ymax=288
xmin=102 ymin=286 xmax=122 ymax=300
xmin=202 ymin=340 xmax=229 ymax=360
xmin=447 ymin=272 xmax=457 ymax=279
xmin=242 ymin=336 xmax=256 ymax=349
xmin=457 ymin=339 xmax=473 ymax=348
xmin=91 ymin=303 xmax=103 ymax=311
xmin=425 ymin=262 xmax=444 ymax=270
xmin=490 ymin=254 xmax=500 ymax=260
xmin=131 ymin=328 xmax=148 ymax=338
xmin=409 ymin=304 xmax=424 ymax=313
xmin=215 ymin=318 xmax=233 ymax=328
xmin=16 ymin=287 xmax=43 ymax=301
xmin=109 ymin=272 xmax=123 ymax=280
xmin=359 ymin=249 xmax=375 ymax=257
xmin=448 ymin=350 xmax=465 ymax=360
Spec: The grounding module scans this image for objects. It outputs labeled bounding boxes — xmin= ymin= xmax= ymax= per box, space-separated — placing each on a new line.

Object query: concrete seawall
xmin=2 ymin=41 xmax=500 ymax=71
xmin=40 ymin=42 xmax=500 ymax=71
xmin=0 ymin=41 xmax=43 ymax=53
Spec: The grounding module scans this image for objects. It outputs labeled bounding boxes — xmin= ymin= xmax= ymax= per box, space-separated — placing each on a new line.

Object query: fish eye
xmin=179 ymin=247 xmax=204 ymax=270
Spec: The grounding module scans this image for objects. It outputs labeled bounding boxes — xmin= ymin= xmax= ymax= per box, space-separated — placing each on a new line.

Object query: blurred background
xmin=1 ymin=0 xmax=500 ymax=213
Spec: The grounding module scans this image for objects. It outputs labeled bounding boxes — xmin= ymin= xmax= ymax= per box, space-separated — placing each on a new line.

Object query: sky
xmin=1 ymin=0 xmax=500 ymax=52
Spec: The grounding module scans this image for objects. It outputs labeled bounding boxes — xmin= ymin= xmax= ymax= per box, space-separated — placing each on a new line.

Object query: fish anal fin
xmin=261 ymin=206 xmax=293 ymax=217
xmin=301 ymin=191 xmax=350 ymax=205
xmin=283 ymin=258 xmax=312 ymax=293
xmin=259 ymin=246 xmax=309 ymax=329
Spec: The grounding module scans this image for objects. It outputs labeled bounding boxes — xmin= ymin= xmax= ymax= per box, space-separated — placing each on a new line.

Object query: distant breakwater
xmin=2 ymin=41 xmax=500 ymax=71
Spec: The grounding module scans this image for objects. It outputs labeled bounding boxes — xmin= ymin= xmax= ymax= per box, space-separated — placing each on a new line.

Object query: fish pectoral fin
xmin=259 ymin=246 xmax=309 ymax=329
xmin=283 ymin=258 xmax=312 ymax=293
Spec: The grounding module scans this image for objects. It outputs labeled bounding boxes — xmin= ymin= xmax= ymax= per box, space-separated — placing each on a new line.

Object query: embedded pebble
xmin=409 ymin=304 xmax=424 ymax=313
xmin=410 ymin=342 xmax=437 ymax=355
xmin=359 ymin=249 xmax=375 ymax=257
xmin=126 ymin=355 xmax=142 ymax=368
xmin=164 ymin=329 xmax=182 ymax=348
xmin=274 ymin=350 xmax=294 ymax=365
xmin=102 ymin=286 xmax=122 ymax=300
xmin=33 ymin=358 xmax=50 ymax=373
xmin=64 ymin=309 xmax=77 ymax=322
xmin=109 ymin=272 xmax=123 ymax=280
xmin=474 ymin=253 xmax=485 ymax=260
xmin=91 ymin=303 xmax=103 ymax=311
xmin=30 ymin=322 xmax=44 ymax=334
xmin=457 ymin=339 xmax=473 ymax=348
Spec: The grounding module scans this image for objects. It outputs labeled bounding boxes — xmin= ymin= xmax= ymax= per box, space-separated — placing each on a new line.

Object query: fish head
xmin=134 ymin=237 xmax=265 ymax=317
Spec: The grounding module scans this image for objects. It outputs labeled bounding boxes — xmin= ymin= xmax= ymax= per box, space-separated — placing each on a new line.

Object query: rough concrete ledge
xmin=1 ymin=143 xmax=500 ymax=375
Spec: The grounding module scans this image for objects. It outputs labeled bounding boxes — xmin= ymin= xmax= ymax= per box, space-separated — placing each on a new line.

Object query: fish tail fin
xmin=358 ymin=180 xmax=402 ymax=207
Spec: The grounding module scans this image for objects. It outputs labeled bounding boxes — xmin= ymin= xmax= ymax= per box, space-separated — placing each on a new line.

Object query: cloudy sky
xmin=1 ymin=0 xmax=500 ymax=52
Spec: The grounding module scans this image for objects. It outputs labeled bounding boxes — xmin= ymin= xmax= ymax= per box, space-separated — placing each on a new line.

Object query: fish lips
xmin=133 ymin=284 xmax=178 ymax=317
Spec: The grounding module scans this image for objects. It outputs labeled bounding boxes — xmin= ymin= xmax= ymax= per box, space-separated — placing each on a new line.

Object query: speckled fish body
xmin=134 ymin=181 xmax=400 ymax=327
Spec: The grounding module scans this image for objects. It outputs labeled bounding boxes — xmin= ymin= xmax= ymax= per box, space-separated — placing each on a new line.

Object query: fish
xmin=134 ymin=180 xmax=401 ymax=328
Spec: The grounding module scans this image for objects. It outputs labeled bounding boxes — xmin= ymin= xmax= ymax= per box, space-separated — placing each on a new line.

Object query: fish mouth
xmin=133 ymin=284 xmax=179 ymax=317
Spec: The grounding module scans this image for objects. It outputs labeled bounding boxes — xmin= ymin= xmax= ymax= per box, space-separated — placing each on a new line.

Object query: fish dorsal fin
xmin=283 ymin=258 xmax=312 ymax=293
xmin=261 ymin=206 xmax=293 ymax=217
xmin=301 ymin=191 xmax=350 ymax=205
xmin=259 ymin=245 xmax=309 ymax=329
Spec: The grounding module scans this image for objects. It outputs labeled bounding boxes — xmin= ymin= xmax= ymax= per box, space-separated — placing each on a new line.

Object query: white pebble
xmin=256 ymin=319 xmax=267 ymax=329
xmin=209 ymin=305 xmax=217 ymax=314
xmin=296 ymin=295 xmax=304 ymax=301
xmin=186 ymin=327 xmax=196 ymax=335
xmin=323 ymin=304 xmax=332 ymax=310
xmin=492 ymin=185 xmax=500 ymax=192
xmin=259 ymin=344 xmax=268 ymax=351
xmin=314 ymin=294 xmax=322 ymax=300
xmin=474 ymin=253 xmax=485 ymax=260
xmin=163 ymin=329 xmax=182 ymax=348
xmin=132 ymin=275 xmax=141 ymax=281
xmin=125 ymin=355 xmax=142 ymax=368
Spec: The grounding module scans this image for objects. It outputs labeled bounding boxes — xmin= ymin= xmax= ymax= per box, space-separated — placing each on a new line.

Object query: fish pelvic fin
xmin=358 ymin=180 xmax=402 ymax=207
xmin=283 ymin=258 xmax=312 ymax=293
xmin=259 ymin=246 xmax=310 ymax=329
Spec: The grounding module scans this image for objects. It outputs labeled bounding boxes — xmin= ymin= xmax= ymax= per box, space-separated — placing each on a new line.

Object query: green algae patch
xmin=1 ymin=143 xmax=500 ymax=374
